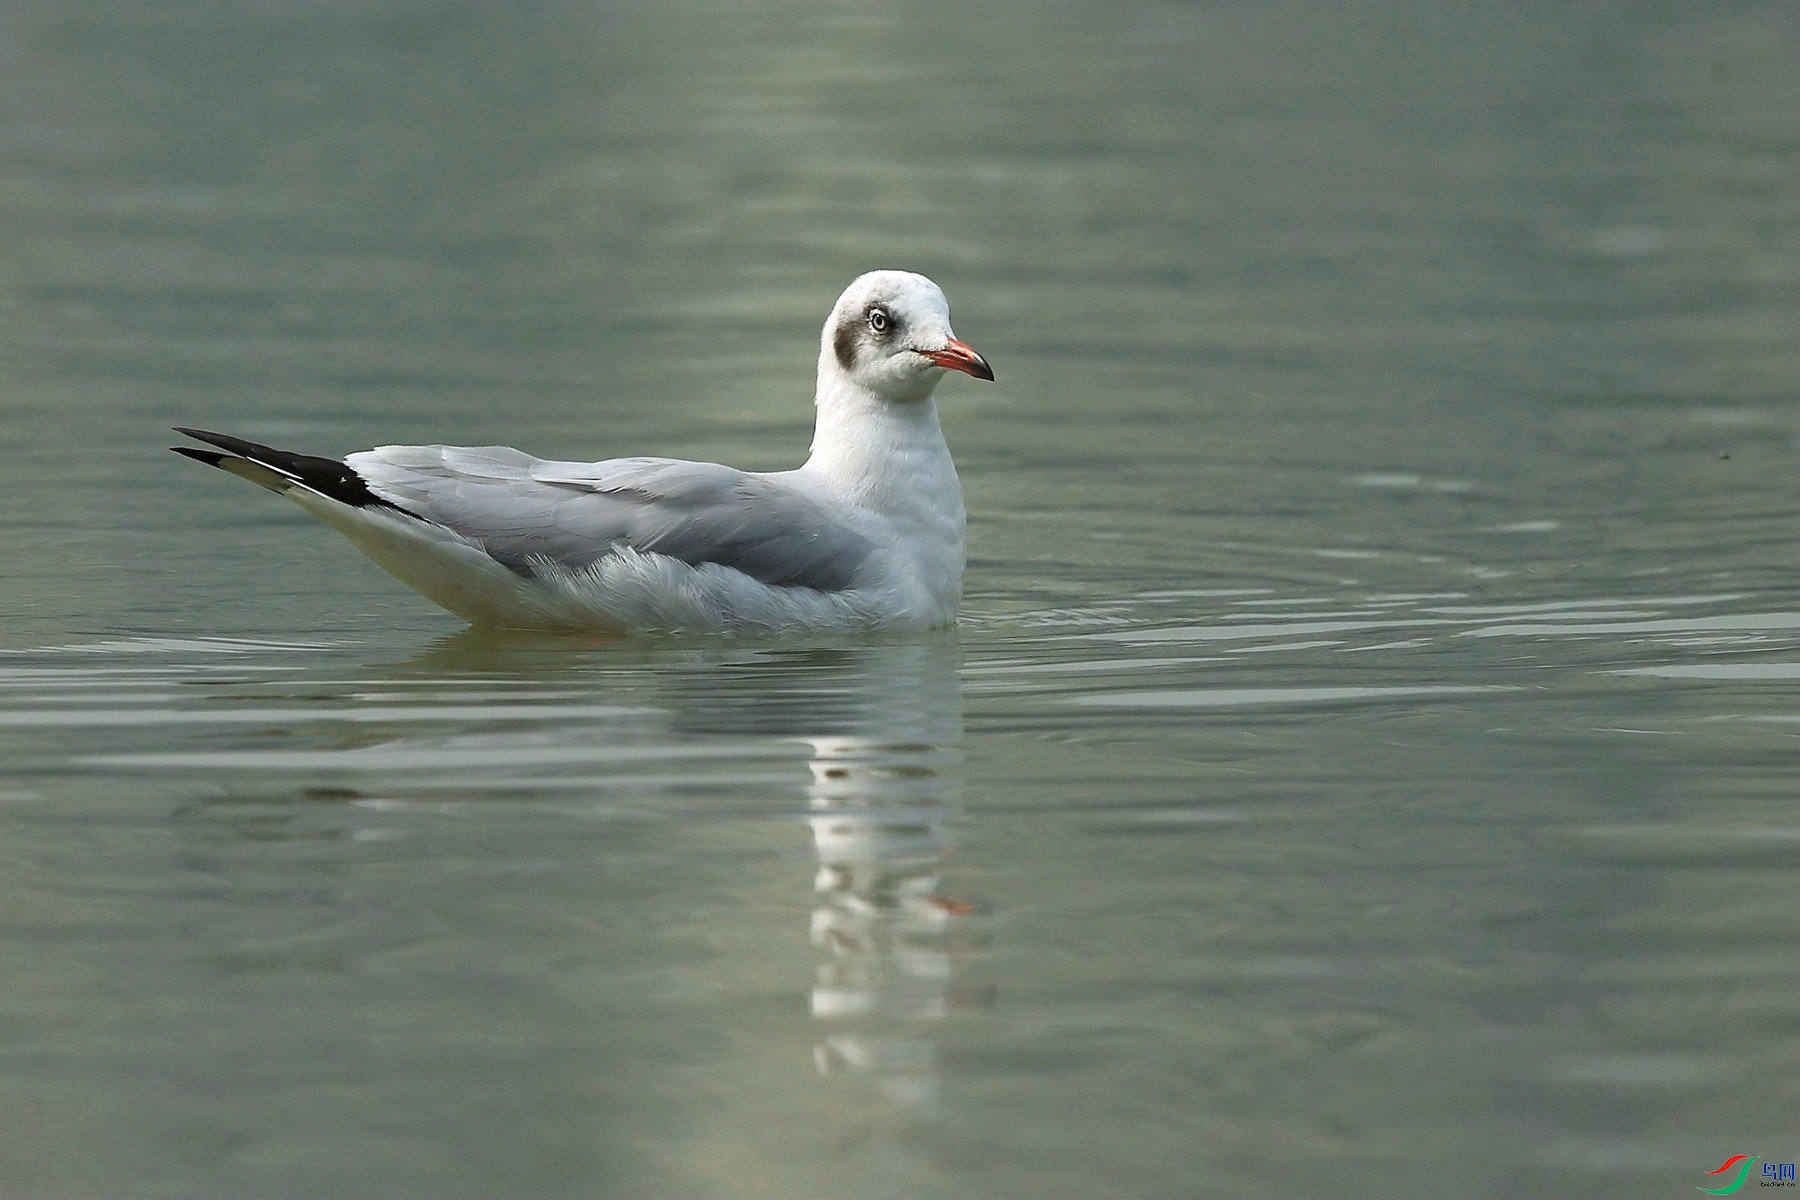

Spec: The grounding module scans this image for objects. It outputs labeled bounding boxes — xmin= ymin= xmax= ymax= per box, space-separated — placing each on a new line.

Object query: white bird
xmin=174 ymin=271 xmax=993 ymax=634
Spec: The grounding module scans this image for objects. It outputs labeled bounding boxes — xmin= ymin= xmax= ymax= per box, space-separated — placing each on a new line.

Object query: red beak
xmin=921 ymin=337 xmax=995 ymax=381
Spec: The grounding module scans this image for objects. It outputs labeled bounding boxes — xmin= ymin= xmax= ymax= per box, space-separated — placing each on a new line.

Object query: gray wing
xmin=346 ymin=445 xmax=875 ymax=592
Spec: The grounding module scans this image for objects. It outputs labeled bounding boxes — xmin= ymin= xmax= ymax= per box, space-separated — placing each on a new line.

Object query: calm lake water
xmin=1 ymin=2 xmax=1795 ymax=1197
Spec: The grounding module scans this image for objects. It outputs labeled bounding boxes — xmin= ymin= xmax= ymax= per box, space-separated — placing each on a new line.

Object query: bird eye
xmin=867 ymin=308 xmax=890 ymax=334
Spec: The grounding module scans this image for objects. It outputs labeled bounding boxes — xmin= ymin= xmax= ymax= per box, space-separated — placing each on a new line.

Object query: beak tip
xmin=925 ymin=338 xmax=996 ymax=382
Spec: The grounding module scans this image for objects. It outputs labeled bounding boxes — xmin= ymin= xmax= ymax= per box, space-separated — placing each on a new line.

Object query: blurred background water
xmin=0 ymin=2 xmax=1795 ymax=1196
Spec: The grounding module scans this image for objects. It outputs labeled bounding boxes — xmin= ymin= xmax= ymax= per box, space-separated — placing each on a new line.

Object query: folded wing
xmin=348 ymin=445 xmax=874 ymax=592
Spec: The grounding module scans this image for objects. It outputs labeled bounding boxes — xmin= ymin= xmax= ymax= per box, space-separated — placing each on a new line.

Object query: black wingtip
xmin=174 ymin=427 xmax=264 ymax=458
xmin=171 ymin=445 xmax=229 ymax=468
xmin=169 ymin=425 xmax=418 ymax=517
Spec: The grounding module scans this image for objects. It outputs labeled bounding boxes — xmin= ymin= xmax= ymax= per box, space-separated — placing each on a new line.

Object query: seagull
xmin=173 ymin=271 xmax=993 ymax=634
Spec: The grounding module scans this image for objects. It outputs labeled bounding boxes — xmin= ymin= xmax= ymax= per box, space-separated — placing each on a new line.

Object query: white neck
xmin=795 ymin=315 xmax=968 ymax=621
xmin=802 ymin=359 xmax=961 ymax=516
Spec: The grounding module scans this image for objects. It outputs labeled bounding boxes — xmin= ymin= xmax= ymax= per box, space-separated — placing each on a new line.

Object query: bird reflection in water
xmin=390 ymin=630 xmax=989 ymax=1106
xmin=805 ymin=732 xmax=987 ymax=1106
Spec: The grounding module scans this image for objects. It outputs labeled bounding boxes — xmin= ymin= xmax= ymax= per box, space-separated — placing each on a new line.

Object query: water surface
xmin=0 ymin=2 xmax=1794 ymax=1197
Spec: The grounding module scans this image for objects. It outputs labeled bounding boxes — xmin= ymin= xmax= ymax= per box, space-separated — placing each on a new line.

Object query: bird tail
xmin=170 ymin=427 xmax=412 ymax=513
xmin=171 ymin=442 xmax=294 ymax=494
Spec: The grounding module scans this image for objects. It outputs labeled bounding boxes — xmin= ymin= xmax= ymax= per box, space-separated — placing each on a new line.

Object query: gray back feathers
xmin=348 ymin=446 xmax=875 ymax=592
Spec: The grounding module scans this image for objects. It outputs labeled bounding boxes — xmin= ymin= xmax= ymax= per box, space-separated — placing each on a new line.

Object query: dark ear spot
xmin=832 ymin=315 xmax=858 ymax=372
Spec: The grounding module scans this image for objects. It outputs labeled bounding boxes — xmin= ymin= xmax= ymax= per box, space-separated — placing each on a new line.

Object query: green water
xmin=1 ymin=2 xmax=1794 ymax=1196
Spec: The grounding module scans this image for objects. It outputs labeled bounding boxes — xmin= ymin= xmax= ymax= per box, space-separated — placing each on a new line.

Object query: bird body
xmin=174 ymin=271 xmax=992 ymax=634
